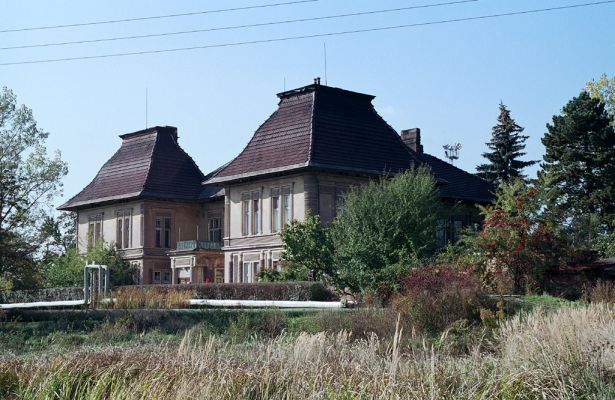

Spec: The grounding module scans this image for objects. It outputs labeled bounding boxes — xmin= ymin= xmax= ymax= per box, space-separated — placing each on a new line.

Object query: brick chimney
xmin=400 ymin=128 xmax=423 ymax=154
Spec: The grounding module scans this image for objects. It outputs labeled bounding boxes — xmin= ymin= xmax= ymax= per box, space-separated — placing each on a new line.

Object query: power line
xmin=1 ymin=1 xmax=613 ymax=67
xmin=1 ymin=0 xmax=478 ymax=51
xmin=0 ymin=0 xmax=317 ymax=33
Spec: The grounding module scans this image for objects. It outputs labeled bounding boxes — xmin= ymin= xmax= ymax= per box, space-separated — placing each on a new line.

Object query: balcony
xmin=176 ymin=240 xmax=223 ymax=251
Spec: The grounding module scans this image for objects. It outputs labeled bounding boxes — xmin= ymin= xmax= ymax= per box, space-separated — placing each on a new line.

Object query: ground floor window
xmin=242 ymin=261 xmax=260 ymax=283
xmin=153 ymin=270 xmax=172 ymax=284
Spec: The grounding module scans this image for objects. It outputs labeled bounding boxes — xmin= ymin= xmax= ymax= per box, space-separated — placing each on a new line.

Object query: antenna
xmin=145 ymin=88 xmax=148 ymax=128
xmin=283 ymin=76 xmax=286 ymax=91
xmin=443 ymin=143 xmax=462 ymax=164
xmin=323 ymin=42 xmax=328 ymax=85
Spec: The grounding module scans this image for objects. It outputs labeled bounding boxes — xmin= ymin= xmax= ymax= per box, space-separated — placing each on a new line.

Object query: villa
xmin=59 ymin=80 xmax=493 ymax=284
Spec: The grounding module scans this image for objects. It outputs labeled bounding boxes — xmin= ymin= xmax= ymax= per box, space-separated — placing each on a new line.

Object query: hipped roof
xmin=206 ymin=84 xmax=420 ymax=184
xmin=58 ymin=126 xmax=212 ymax=211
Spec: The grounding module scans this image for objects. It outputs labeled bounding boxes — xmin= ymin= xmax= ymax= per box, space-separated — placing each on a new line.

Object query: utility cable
xmin=1 ymin=1 xmax=613 ymax=66
xmin=0 ymin=0 xmax=477 ymax=50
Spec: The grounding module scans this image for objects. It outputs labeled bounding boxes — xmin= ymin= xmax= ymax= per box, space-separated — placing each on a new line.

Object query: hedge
xmin=113 ymin=282 xmax=338 ymax=302
xmin=0 ymin=287 xmax=83 ymax=304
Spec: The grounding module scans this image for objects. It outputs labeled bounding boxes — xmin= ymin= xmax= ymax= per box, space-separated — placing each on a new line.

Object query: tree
xmin=586 ymin=73 xmax=615 ymax=123
xmin=476 ymin=102 xmax=537 ymax=185
xmin=279 ymin=213 xmax=335 ymax=283
xmin=0 ymin=87 xmax=68 ymax=288
xmin=330 ymin=167 xmax=440 ymax=293
xmin=461 ymin=179 xmax=569 ymax=294
xmin=541 ymin=91 xmax=615 ymax=230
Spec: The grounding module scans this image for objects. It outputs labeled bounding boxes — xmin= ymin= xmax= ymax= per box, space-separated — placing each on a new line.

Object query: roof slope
xmin=421 ymin=153 xmax=494 ymax=203
xmin=206 ymin=84 xmax=418 ymax=183
xmin=58 ymin=126 xmax=206 ymax=210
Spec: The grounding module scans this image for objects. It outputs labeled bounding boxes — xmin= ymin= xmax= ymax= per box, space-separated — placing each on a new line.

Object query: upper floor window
xmin=242 ymin=191 xmax=261 ymax=236
xmin=155 ymin=216 xmax=171 ymax=248
xmin=116 ymin=209 xmax=132 ymax=249
xmin=282 ymin=186 xmax=292 ymax=226
xmin=271 ymin=188 xmax=281 ymax=233
xmin=88 ymin=213 xmax=103 ymax=248
xmin=208 ymin=215 xmax=222 ymax=242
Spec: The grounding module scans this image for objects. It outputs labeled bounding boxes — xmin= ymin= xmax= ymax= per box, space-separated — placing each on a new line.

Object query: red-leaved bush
xmin=391 ymin=264 xmax=483 ymax=333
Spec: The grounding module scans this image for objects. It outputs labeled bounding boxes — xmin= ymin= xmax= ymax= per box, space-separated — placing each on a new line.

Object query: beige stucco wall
xmin=76 ymin=200 xmax=144 ymax=254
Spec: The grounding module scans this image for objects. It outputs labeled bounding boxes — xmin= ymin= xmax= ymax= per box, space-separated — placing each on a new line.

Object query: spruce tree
xmin=542 ymin=91 xmax=615 ymax=227
xmin=476 ymin=102 xmax=537 ymax=185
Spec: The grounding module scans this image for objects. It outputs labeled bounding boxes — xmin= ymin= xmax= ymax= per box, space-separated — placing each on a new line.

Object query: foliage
xmin=392 ymin=264 xmax=484 ymax=333
xmin=42 ymin=241 xmax=136 ymax=288
xmin=0 ymin=87 xmax=68 ymax=289
xmin=541 ymin=91 xmax=615 ymax=231
xmin=330 ymin=167 xmax=440 ymax=293
xmin=586 ymin=73 xmax=615 ymax=122
xmin=454 ymin=179 xmax=569 ymax=294
xmin=592 ymin=226 xmax=615 ymax=257
xmin=280 ymin=213 xmax=335 ymax=283
xmin=583 ymin=280 xmax=615 ymax=304
xmin=476 ymin=102 xmax=537 ymax=185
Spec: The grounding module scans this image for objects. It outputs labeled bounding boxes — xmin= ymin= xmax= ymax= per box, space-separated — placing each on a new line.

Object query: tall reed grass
xmin=2 ymin=304 xmax=615 ymax=399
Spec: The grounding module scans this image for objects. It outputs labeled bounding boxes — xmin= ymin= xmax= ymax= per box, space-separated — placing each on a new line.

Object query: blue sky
xmin=2 ymin=0 xmax=614 ymax=208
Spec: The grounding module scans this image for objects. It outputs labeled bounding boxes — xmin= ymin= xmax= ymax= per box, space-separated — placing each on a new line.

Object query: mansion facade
xmin=59 ymin=81 xmax=493 ymax=284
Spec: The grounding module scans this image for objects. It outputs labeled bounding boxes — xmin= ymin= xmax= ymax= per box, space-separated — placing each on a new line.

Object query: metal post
xmin=83 ymin=262 xmax=90 ymax=307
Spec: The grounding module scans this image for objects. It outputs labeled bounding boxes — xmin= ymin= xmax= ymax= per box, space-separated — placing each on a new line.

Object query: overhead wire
xmin=0 ymin=0 xmax=317 ymax=33
xmin=1 ymin=1 xmax=613 ymax=66
xmin=0 ymin=0 xmax=477 ymax=51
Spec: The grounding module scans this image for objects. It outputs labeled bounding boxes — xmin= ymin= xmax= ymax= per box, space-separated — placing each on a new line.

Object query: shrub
xmin=113 ymin=282 xmax=337 ymax=303
xmin=391 ymin=264 xmax=484 ymax=333
xmin=583 ymin=280 xmax=615 ymax=304
xmin=331 ymin=167 xmax=440 ymax=293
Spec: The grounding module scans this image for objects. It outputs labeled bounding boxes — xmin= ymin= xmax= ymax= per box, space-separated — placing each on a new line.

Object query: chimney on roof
xmin=314 ymin=77 xmax=321 ymax=85
xmin=400 ymin=128 xmax=423 ymax=154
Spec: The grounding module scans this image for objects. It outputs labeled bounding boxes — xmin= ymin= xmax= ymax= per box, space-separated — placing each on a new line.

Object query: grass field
xmin=1 ymin=297 xmax=614 ymax=399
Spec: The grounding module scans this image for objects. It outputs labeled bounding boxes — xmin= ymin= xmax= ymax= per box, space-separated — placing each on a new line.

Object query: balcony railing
xmin=176 ymin=240 xmax=223 ymax=251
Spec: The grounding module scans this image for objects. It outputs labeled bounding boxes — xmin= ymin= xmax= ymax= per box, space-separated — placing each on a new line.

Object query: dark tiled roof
xmin=420 ymin=153 xmax=494 ymax=203
xmin=206 ymin=84 xmax=419 ymax=183
xmin=58 ymin=126 xmax=206 ymax=210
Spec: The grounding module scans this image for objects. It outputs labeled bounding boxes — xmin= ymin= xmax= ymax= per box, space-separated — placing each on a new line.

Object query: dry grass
xmin=109 ymin=287 xmax=192 ymax=309
xmin=2 ymin=304 xmax=615 ymax=399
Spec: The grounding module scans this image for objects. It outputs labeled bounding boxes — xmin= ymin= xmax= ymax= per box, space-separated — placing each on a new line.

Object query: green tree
xmin=43 ymin=241 xmax=136 ymax=288
xmin=476 ymin=102 xmax=537 ymax=185
xmin=0 ymin=87 xmax=68 ymax=289
xmin=586 ymin=73 xmax=615 ymax=122
xmin=280 ymin=213 xmax=335 ymax=283
xmin=541 ymin=91 xmax=615 ymax=230
xmin=330 ymin=167 xmax=440 ymax=293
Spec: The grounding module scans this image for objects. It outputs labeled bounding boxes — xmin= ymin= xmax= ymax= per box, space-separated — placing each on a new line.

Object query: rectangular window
xmin=140 ymin=204 xmax=144 ymax=247
xmin=116 ymin=209 xmax=132 ymax=249
xmin=155 ymin=218 xmax=162 ymax=248
xmin=282 ymin=186 xmax=292 ymax=226
xmin=162 ymin=271 xmax=171 ymax=284
xmin=208 ymin=216 xmax=222 ymax=242
xmin=164 ymin=218 xmax=171 ymax=248
xmin=436 ymin=219 xmax=446 ymax=247
xmin=272 ymin=260 xmax=281 ymax=272
xmin=271 ymin=188 xmax=281 ymax=233
xmin=252 ymin=191 xmax=260 ymax=235
xmin=214 ymin=268 xmax=224 ymax=283
xmin=154 ymin=217 xmax=172 ymax=248
xmin=88 ymin=213 xmax=103 ymax=247
xmin=453 ymin=220 xmax=464 ymax=242
xmin=153 ymin=271 xmax=161 ymax=284
xmin=242 ymin=198 xmax=252 ymax=236
xmin=243 ymin=262 xmax=251 ymax=283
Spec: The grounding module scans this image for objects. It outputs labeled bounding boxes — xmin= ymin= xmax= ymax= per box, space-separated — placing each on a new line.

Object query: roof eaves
xmin=57 ymin=191 xmax=143 ymax=211
xmin=205 ymin=162 xmax=309 ymax=184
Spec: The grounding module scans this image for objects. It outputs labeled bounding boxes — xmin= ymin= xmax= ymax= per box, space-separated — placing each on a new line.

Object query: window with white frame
xmin=271 ymin=188 xmax=281 ymax=233
xmin=241 ymin=191 xmax=261 ymax=236
xmin=208 ymin=215 xmax=222 ymax=242
xmin=88 ymin=213 xmax=103 ymax=248
xmin=242 ymin=261 xmax=260 ymax=283
xmin=282 ymin=186 xmax=292 ymax=226
xmin=116 ymin=209 xmax=132 ymax=249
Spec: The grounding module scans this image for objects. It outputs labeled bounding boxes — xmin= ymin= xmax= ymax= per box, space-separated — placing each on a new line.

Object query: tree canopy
xmin=476 ymin=102 xmax=537 ymax=185
xmin=0 ymin=87 xmax=68 ymax=289
xmin=541 ymin=91 xmax=615 ymax=228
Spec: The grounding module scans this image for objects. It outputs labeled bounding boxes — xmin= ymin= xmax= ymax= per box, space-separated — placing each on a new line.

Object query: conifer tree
xmin=476 ymin=103 xmax=537 ymax=185
xmin=541 ymin=91 xmax=615 ymax=227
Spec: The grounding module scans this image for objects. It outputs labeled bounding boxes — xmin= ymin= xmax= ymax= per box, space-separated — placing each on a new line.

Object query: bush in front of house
xmin=0 ymin=286 xmax=83 ymax=304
